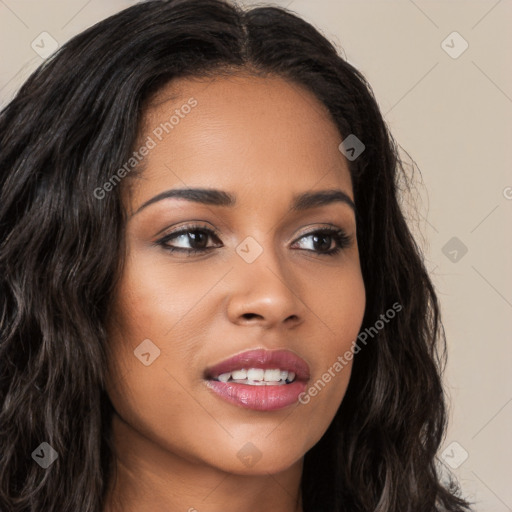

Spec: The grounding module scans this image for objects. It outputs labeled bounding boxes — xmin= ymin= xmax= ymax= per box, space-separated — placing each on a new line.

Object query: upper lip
xmin=204 ymin=348 xmax=310 ymax=381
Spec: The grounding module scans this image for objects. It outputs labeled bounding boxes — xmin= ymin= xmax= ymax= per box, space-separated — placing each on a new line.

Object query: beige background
xmin=1 ymin=1 xmax=511 ymax=510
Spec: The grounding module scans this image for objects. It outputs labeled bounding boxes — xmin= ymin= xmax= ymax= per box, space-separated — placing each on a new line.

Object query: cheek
xmin=105 ymin=241 xmax=249 ymax=424
xmin=104 ymin=255 xmax=204 ymax=434
xmin=106 ymin=246 xmax=219 ymax=377
xmin=311 ymin=259 xmax=366 ymax=354
xmin=297 ymin=264 xmax=365 ymax=427
xmin=113 ymin=253 xmax=207 ymax=339
xmin=105 ymin=287 xmax=223 ymax=468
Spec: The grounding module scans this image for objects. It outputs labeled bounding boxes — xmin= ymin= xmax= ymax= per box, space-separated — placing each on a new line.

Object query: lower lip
xmin=205 ymin=380 xmax=307 ymax=411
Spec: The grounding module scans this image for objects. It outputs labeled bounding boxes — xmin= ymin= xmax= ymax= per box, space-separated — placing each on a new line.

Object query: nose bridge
xmin=235 ymin=228 xmax=286 ymax=283
xmin=227 ymin=230 xmax=305 ymax=327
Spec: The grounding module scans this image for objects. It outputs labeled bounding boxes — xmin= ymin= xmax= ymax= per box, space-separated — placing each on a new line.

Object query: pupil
xmin=189 ymin=231 xmax=207 ymax=249
xmin=314 ymin=234 xmax=331 ymax=251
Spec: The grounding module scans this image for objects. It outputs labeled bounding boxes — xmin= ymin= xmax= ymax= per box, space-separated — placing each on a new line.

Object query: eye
xmin=292 ymin=227 xmax=353 ymax=256
xmin=156 ymin=224 xmax=221 ymax=255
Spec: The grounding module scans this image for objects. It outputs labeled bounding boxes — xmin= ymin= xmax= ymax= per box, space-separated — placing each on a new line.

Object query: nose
xmin=226 ymin=243 xmax=307 ymax=330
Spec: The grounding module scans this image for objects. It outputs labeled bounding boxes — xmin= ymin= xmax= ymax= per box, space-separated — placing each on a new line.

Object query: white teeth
xmin=247 ymin=368 xmax=265 ymax=381
xmin=264 ymin=369 xmax=282 ymax=382
xmin=213 ymin=368 xmax=296 ymax=384
xmin=231 ymin=369 xmax=247 ymax=380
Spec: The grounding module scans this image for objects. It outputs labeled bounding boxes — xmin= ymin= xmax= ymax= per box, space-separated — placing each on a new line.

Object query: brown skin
xmin=103 ymin=73 xmax=366 ymax=512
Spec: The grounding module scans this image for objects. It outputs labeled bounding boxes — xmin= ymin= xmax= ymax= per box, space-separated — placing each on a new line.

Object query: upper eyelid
xmin=161 ymin=224 xmax=221 ymax=240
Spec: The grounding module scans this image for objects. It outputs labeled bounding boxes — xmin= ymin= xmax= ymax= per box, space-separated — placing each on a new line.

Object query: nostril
xmin=242 ymin=313 xmax=260 ymax=320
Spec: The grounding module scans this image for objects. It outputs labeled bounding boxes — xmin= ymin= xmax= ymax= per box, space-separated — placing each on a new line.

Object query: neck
xmin=103 ymin=413 xmax=304 ymax=512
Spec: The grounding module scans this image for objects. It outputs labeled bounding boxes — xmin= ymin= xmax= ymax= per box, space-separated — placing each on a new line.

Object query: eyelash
xmin=155 ymin=223 xmax=352 ymax=257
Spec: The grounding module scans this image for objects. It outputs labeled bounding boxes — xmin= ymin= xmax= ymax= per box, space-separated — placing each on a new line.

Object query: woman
xmin=0 ymin=0 xmax=473 ymax=511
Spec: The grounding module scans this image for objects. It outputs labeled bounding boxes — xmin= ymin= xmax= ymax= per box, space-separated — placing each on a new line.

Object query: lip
xmin=204 ymin=348 xmax=310 ymax=411
xmin=204 ymin=348 xmax=310 ymax=381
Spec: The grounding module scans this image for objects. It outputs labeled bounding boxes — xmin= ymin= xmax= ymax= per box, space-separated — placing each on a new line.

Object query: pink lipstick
xmin=204 ymin=348 xmax=310 ymax=411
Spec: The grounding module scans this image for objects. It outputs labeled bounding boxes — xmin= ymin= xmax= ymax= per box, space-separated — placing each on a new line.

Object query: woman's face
xmin=106 ymin=73 xmax=366 ymax=476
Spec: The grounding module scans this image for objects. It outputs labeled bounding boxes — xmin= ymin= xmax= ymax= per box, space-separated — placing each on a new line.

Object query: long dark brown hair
xmin=0 ymin=1 xmax=472 ymax=510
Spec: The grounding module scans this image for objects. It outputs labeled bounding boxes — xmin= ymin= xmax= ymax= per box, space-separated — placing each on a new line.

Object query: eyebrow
xmin=132 ymin=187 xmax=355 ymax=215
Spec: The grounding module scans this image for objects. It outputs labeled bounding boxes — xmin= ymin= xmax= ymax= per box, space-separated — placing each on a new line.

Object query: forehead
xmin=130 ymin=73 xmax=353 ymax=210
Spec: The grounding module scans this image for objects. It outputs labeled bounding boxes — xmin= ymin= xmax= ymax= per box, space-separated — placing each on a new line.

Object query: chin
xmin=205 ymin=441 xmax=306 ymax=477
